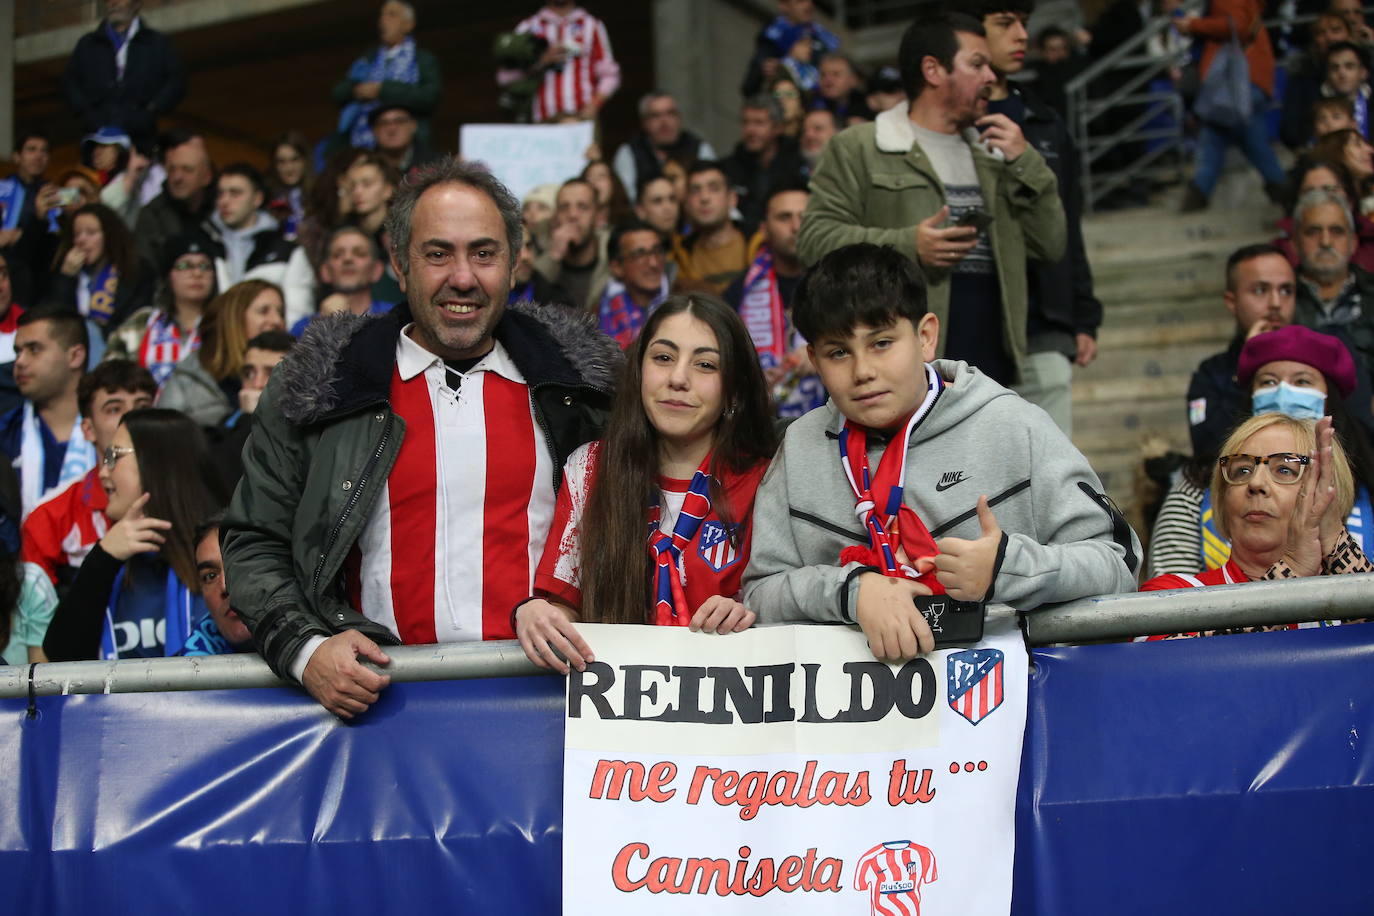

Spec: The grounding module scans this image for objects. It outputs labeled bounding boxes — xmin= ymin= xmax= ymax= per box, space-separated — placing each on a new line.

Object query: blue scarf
xmin=341 ymin=37 xmax=420 ymax=149
xmin=1198 ymin=484 xmax=1374 ymax=568
xmin=101 ymin=565 xmax=194 ymax=660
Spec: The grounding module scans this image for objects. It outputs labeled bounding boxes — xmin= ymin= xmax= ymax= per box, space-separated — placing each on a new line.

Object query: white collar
xmin=395 ymin=324 xmax=524 ymax=384
xmin=874 ymin=102 xmax=983 ymax=154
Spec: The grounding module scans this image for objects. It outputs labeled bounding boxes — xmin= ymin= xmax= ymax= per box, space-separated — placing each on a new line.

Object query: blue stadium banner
xmin=2 ymin=624 xmax=1373 ymax=914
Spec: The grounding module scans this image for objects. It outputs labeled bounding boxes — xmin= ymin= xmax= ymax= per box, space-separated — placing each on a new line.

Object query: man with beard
xmin=799 ymin=109 xmax=839 ymax=177
xmin=133 ymin=131 xmax=215 ymax=265
xmin=222 ymin=157 xmax=619 ymax=719
xmin=671 ymin=161 xmax=750 ymax=298
xmin=798 ymin=11 xmax=1065 ymax=387
xmin=1293 ymin=189 xmax=1374 ymax=387
xmin=533 ymin=179 xmax=609 ymax=313
xmin=179 ymin=514 xmax=254 ymax=656
xmin=290 ymin=227 xmax=394 ymax=336
xmin=723 ymin=183 xmax=825 ymax=418
xmin=612 ymin=93 xmax=717 ymax=199
xmin=721 ymin=95 xmax=807 ymax=235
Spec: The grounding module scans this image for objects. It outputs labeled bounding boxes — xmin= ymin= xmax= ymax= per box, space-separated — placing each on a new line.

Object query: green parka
xmin=797 ymin=104 xmax=1067 ymax=382
xmin=221 ymin=301 xmax=620 ymax=679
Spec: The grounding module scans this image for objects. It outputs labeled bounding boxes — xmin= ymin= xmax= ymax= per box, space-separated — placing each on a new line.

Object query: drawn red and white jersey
xmin=515 ymin=5 xmax=620 ymax=122
xmin=345 ymin=333 xmax=554 ymax=643
xmin=854 ymin=840 xmax=938 ymax=916
xmin=533 ymin=442 xmax=766 ymax=617
xmin=21 ymin=467 xmax=108 ymax=583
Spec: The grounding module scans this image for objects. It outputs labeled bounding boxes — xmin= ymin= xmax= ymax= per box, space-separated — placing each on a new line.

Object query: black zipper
xmin=311 ymin=411 xmax=395 ymax=592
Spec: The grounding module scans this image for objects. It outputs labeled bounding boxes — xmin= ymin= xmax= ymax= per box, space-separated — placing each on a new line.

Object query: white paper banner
xmin=458 ymin=121 xmax=596 ymax=204
xmin=563 ymin=620 xmax=1029 ymax=915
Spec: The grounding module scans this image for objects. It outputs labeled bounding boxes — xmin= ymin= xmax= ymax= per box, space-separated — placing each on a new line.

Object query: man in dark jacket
xmin=222 ymin=156 xmax=619 ymax=719
xmin=979 ymin=0 xmax=1102 ymax=434
xmin=721 ymin=95 xmax=808 ymax=236
xmin=331 ymin=1 xmax=441 ymax=152
xmin=61 ymin=0 xmax=185 ymax=149
xmin=133 ymin=130 xmax=215 ymax=265
xmin=611 ymin=92 xmax=717 ymax=200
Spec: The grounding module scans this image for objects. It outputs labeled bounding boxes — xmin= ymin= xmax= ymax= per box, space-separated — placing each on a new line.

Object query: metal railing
xmin=3 ymin=575 xmax=1370 ymax=698
xmin=1067 ymin=8 xmax=1368 ymax=211
xmin=1064 ymin=11 xmax=1193 ymax=211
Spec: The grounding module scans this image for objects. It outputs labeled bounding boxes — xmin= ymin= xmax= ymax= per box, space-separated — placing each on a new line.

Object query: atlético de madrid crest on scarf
xmin=697 ymin=521 xmax=740 ymax=572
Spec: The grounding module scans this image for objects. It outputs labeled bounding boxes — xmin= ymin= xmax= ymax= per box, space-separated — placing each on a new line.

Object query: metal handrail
xmin=3 ymin=575 xmax=1371 ymax=697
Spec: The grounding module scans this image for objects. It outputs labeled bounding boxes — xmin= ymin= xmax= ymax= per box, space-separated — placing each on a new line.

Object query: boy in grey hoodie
xmin=741 ymin=243 xmax=1140 ymax=660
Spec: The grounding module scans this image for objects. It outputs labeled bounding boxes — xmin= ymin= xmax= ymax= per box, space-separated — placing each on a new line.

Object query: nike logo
xmin=935 ymin=472 xmax=970 ymax=492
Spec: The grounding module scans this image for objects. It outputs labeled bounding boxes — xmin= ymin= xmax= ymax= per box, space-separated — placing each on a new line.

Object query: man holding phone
xmin=798 ymin=11 xmax=1065 ymax=386
xmin=978 ymin=0 xmax=1102 ymax=434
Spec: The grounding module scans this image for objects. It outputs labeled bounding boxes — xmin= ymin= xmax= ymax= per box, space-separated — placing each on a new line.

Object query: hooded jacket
xmin=797 ymin=104 xmax=1066 ymax=382
xmin=221 ymin=300 xmax=620 ymax=679
xmin=741 ymin=359 xmax=1140 ymax=623
xmin=156 ymin=350 xmax=233 ymax=427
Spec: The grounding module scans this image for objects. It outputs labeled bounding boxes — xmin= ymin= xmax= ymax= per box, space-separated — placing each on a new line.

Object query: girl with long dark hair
xmin=48 ymin=202 xmax=153 ymax=332
xmin=42 ymin=408 xmax=228 ymax=661
xmin=516 ymin=294 xmax=779 ymax=673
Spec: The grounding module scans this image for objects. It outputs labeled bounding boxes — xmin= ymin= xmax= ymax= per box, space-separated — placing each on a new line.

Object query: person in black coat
xmin=61 ymin=0 xmax=185 ymax=149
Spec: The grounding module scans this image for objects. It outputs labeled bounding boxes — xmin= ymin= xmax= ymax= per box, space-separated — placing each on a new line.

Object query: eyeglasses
xmin=102 ymin=445 xmax=135 ymax=470
xmin=773 ymin=88 xmax=801 ymax=99
xmin=1218 ymin=452 xmax=1310 ymax=486
xmin=620 ymin=245 xmax=666 ymax=262
xmin=373 ymin=115 xmax=414 ymax=128
xmin=173 ymin=260 xmax=214 ymax=273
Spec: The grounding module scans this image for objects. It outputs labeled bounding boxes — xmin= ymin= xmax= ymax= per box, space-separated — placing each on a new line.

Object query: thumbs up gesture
xmin=931 ymin=495 xmax=1004 ymax=602
xmin=99 ymin=493 xmax=173 ymax=562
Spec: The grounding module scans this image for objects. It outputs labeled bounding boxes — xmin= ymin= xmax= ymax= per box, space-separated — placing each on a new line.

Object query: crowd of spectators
xmin=0 ymin=0 xmax=1370 ymax=719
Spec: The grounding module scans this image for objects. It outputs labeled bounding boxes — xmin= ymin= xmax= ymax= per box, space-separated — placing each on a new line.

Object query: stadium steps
xmin=1070 ymin=187 xmax=1279 ymax=519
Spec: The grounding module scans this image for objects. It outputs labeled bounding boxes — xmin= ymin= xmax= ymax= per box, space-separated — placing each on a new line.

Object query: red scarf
xmin=837 ymin=364 xmax=944 ymax=591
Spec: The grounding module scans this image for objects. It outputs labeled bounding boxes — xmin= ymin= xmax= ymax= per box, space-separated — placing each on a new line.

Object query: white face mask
xmin=1252 ymin=382 xmax=1327 ymax=420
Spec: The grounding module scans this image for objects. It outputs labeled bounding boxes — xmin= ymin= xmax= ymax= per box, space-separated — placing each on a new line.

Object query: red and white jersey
xmin=515 ymin=5 xmax=621 ymax=122
xmin=533 ymin=441 xmax=766 ymax=617
xmin=345 ymin=331 xmax=555 ymax=643
xmin=21 ymin=467 xmax=108 ymax=583
xmin=0 ymin=303 xmax=24 ymax=364
xmin=854 ymin=840 xmax=938 ymax=916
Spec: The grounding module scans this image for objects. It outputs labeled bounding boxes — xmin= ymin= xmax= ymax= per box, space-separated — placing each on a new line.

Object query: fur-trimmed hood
xmin=275 ymin=300 xmax=622 ymax=427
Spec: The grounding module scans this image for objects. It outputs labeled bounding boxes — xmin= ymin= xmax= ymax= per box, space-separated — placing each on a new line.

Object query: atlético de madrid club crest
xmin=697 ymin=521 xmax=739 ymax=572
xmin=947 ymin=648 xmax=1005 ymax=725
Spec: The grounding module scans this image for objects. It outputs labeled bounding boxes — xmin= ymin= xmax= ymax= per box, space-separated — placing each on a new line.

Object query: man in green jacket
xmin=797 ymin=11 xmax=1065 ymax=386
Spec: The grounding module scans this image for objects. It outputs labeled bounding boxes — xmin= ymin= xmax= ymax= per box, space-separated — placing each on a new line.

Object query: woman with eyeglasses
xmin=1140 ymin=413 xmax=1371 ymax=599
xmin=104 ymin=231 xmax=218 ymax=387
xmin=1147 ymin=325 xmax=1374 ymax=580
xmin=42 ymin=408 xmax=228 ymax=661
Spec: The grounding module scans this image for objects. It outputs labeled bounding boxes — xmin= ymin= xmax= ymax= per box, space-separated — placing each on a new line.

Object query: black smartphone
xmin=915 ymin=595 xmax=985 ymax=647
xmin=954 ymin=209 xmax=994 ymax=232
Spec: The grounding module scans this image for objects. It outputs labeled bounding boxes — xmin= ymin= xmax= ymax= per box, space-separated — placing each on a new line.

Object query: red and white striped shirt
xmin=854 ymin=840 xmax=938 ymax=916
xmin=21 ymin=467 xmax=108 ymax=583
xmin=515 ymin=5 xmax=621 ymax=122
xmin=345 ymin=330 xmax=555 ymax=644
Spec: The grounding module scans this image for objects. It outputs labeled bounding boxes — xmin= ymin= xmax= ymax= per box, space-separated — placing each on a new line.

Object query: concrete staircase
xmin=1072 ymin=183 xmax=1279 ymax=519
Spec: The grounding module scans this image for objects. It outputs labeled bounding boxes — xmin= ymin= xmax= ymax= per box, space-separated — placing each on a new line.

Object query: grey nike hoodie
xmin=741 ymin=359 xmax=1141 ymax=624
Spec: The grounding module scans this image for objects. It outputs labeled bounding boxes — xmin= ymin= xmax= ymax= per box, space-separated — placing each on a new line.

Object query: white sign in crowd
xmin=458 ymin=121 xmax=597 ymax=204
xmin=563 ymin=621 xmax=1029 ymax=915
